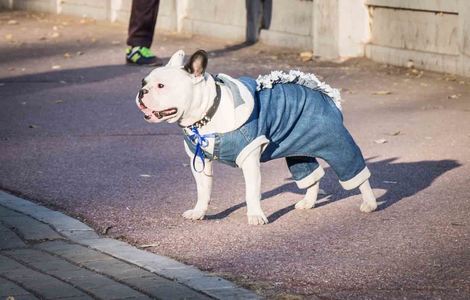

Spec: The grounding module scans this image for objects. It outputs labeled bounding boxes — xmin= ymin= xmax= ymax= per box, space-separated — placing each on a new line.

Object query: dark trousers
xmin=127 ymin=0 xmax=160 ymax=48
xmin=245 ymin=0 xmax=272 ymax=43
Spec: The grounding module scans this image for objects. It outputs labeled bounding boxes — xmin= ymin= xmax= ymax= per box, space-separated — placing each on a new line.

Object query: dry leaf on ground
xmin=7 ymin=20 xmax=18 ymax=25
xmin=300 ymin=51 xmax=313 ymax=62
xmin=374 ymin=138 xmax=388 ymax=144
xmin=372 ymin=91 xmax=392 ymax=95
xmin=388 ymin=131 xmax=401 ymax=136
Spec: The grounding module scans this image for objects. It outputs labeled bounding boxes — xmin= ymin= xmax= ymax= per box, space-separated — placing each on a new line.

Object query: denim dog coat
xmin=184 ymin=71 xmax=370 ymax=190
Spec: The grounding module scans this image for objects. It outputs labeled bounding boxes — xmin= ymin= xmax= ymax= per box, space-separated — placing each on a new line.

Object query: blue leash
xmin=188 ymin=127 xmax=215 ymax=173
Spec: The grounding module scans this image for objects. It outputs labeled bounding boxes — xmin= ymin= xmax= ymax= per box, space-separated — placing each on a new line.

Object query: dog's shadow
xmin=205 ymin=158 xmax=461 ymax=222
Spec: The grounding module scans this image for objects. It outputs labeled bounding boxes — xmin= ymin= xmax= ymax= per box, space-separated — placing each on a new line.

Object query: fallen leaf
xmin=76 ymin=51 xmax=84 ymax=56
xmin=50 ymin=32 xmax=60 ymax=38
xmin=448 ymin=94 xmax=459 ymax=99
xmin=300 ymin=51 xmax=313 ymax=62
xmin=102 ymin=225 xmax=113 ymax=234
xmin=372 ymin=91 xmax=392 ymax=95
xmin=444 ymin=75 xmax=457 ymax=81
xmin=388 ymin=131 xmax=401 ymax=136
xmin=450 ymin=222 xmax=465 ymax=226
xmin=38 ymin=36 xmax=47 ymax=41
xmin=374 ymin=138 xmax=388 ymax=144
xmin=140 ymin=243 xmax=159 ymax=248
xmin=63 ymin=52 xmax=71 ymax=58
xmin=28 ymin=124 xmax=38 ymax=128
xmin=7 ymin=20 xmax=18 ymax=25
xmin=406 ymin=60 xmax=414 ymax=68
xmin=54 ymin=99 xmax=64 ymax=104
xmin=140 ymin=174 xmax=152 ymax=177
xmin=51 ymin=65 xmax=61 ymax=70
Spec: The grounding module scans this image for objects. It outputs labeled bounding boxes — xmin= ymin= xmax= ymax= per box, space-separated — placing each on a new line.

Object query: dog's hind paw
xmin=182 ymin=209 xmax=206 ymax=220
xmin=360 ymin=201 xmax=378 ymax=213
xmin=247 ymin=213 xmax=269 ymax=225
xmin=295 ymin=198 xmax=316 ymax=210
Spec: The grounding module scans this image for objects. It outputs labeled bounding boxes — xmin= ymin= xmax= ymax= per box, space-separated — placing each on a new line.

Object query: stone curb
xmin=0 ymin=191 xmax=260 ymax=300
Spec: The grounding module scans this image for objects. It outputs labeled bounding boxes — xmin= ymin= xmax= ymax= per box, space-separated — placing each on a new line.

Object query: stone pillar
xmin=313 ymin=0 xmax=369 ymax=59
xmin=459 ymin=0 xmax=470 ymax=76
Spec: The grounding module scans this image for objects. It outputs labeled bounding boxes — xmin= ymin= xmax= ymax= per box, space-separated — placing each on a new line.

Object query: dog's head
xmin=136 ymin=49 xmax=208 ymax=124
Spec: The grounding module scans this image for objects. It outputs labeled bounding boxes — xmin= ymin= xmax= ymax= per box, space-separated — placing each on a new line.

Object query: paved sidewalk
xmin=0 ymin=191 xmax=258 ymax=300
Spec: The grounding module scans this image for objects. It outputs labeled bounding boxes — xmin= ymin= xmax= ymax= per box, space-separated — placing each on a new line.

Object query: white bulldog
xmin=136 ymin=50 xmax=377 ymax=225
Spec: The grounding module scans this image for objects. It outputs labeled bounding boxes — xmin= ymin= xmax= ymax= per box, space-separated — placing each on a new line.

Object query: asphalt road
xmin=1 ymin=11 xmax=469 ymax=299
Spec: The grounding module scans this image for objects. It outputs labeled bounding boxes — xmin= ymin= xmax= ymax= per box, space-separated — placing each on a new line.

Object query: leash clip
xmin=188 ymin=127 xmax=215 ymax=173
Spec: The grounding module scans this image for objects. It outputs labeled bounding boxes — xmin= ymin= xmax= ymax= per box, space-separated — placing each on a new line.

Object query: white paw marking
xmin=182 ymin=209 xmax=206 ymax=220
xmin=295 ymin=198 xmax=316 ymax=210
xmin=247 ymin=213 xmax=268 ymax=225
xmin=360 ymin=201 xmax=378 ymax=213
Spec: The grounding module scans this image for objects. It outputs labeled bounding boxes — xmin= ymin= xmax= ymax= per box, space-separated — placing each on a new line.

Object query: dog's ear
xmin=184 ymin=50 xmax=208 ymax=77
xmin=166 ymin=50 xmax=185 ymax=67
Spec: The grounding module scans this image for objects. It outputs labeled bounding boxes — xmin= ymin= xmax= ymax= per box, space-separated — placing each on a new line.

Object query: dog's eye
xmin=158 ymin=83 xmax=164 ymax=88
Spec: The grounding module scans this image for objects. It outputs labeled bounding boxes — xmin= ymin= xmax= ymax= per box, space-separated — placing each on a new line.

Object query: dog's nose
xmin=138 ymin=88 xmax=149 ymax=100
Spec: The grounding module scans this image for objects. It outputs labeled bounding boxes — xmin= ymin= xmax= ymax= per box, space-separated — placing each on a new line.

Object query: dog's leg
xmin=359 ymin=179 xmax=378 ymax=213
xmin=295 ymin=181 xmax=319 ymax=209
xmin=182 ymin=158 xmax=213 ymax=220
xmin=241 ymin=147 xmax=268 ymax=225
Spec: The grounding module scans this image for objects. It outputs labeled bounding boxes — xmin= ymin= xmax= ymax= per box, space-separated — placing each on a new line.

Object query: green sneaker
xmin=126 ymin=46 xmax=162 ymax=66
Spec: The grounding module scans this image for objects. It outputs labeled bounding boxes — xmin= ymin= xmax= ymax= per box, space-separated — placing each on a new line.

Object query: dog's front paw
xmin=360 ymin=201 xmax=378 ymax=213
xmin=247 ymin=213 xmax=268 ymax=225
xmin=182 ymin=209 xmax=206 ymax=220
xmin=295 ymin=198 xmax=316 ymax=210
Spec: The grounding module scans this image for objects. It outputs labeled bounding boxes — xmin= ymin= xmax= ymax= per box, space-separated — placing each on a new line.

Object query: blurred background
xmin=1 ymin=0 xmax=469 ymax=76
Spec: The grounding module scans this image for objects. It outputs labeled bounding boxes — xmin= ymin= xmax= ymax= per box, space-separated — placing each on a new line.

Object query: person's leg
xmin=126 ymin=0 xmax=161 ymax=65
xmin=286 ymin=156 xmax=325 ymax=209
xmin=127 ymin=0 xmax=160 ymax=48
xmin=261 ymin=0 xmax=272 ymax=30
xmin=245 ymin=0 xmax=262 ymax=44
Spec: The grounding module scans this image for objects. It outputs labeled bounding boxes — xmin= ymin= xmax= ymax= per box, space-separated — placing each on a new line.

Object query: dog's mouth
xmin=144 ymin=108 xmax=178 ymax=120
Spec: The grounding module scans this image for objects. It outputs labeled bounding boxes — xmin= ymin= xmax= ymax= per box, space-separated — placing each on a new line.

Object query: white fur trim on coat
xmin=256 ymin=70 xmax=342 ymax=110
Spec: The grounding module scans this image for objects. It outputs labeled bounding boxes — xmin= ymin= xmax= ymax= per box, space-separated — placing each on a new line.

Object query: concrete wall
xmin=2 ymin=0 xmax=470 ymax=76
xmin=365 ymin=0 xmax=470 ymax=76
xmin=179 ymin=0 xmax=313 ymax=49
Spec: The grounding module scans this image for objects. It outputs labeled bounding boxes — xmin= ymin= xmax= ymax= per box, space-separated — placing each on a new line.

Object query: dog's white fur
xmin=137 ymin=50 xmax=377 ymax=225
